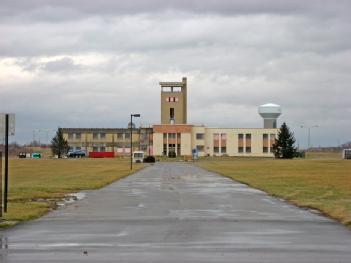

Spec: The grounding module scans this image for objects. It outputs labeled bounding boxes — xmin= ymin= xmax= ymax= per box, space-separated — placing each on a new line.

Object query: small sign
xmin=0 ymin=113 xmax=15 ymax=136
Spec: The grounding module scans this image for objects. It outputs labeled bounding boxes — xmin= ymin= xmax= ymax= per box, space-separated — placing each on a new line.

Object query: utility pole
xmin=130 ymin=114 xmax=140 ymax=170
xmin=301 ymin=125 xmax=319 ymax=151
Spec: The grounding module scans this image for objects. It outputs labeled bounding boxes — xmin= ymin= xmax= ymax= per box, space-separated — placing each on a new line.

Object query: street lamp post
xmin=130 ymin=114 xmax=140 ymax=170
xmin=300 ymin=125 xmax=319 ymax=151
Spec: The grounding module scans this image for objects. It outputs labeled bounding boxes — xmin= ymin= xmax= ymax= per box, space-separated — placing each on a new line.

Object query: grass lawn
xmin=305 ymin=151 xmax=342 ymax=159
xmin=1 ymin=158 xmax=144 ymax=228
xmin=196 ymin=157 xmax=351 ymax=228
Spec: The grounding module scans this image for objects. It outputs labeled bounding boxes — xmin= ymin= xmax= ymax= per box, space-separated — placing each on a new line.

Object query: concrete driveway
xmin=1 ymin=162 xmax=351 ymax=262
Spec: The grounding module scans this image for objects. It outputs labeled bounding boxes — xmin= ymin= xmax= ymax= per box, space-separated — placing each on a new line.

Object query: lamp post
xmin=148 ymin=125 xmax=152 ymax=156
xmin=300 ymin=125 xmax=319 ymax=151
xmin=130 ymin=114 xmax=140 ymax=170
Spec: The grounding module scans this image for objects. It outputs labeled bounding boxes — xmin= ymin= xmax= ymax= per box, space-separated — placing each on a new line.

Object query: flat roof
xmin=159 ymin=82 xmax=184 ymax=87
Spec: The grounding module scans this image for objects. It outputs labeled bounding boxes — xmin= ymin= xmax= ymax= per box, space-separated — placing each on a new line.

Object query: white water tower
xmin=258 ymin=103 xmax=282 ymax=128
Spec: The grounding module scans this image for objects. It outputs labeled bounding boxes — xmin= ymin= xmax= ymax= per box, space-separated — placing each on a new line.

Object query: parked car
xmin=32 ymin=153 xmax=41 ymax=159
xmin=67 ymin=150 xmax=86 ymax=158
xmin=18 ymin=152 xmax=27 ymax=158
xmin=143 ymin=155 xmax=156 ymax=163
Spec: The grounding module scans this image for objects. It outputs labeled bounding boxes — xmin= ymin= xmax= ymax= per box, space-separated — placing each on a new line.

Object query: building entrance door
xmin=168 ymin=144 xmax=176 ymax=156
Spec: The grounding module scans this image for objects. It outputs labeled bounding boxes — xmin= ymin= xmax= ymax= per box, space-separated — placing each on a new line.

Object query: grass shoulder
xmin=196 ymin=157 xmax=351 ymax=229
xmin=0 ymin=158 xmax=144 ymax=228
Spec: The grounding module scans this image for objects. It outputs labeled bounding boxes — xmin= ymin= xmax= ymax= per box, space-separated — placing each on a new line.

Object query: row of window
xmin=163 ymin=133 xmax=181 ymax=139
xmin=68 ymin=132 xmax=132 ymax=140
xmin=195 ymin=133 xmax=252 ymax=141
xmin=194 ymin=133 xmax=275 ymax=154
xmin=73 ymin=146 xmax=150 ymax=153
xmin=213 ymin=147 xmax=226 ymax=154
xmin=165 ymin=97 xmax=179 ymax=102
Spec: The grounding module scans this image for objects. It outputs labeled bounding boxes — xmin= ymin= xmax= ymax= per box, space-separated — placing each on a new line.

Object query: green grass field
xmin=197 ymin=157 xmax=351 ymax=228
xmin=1 ymin=158 xmax=143 ymax=228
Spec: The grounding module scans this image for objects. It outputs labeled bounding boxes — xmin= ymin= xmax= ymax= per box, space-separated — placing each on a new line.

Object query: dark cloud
xmin=0 ymin=1 xmax=350 ymax=147
xmin=1 ymin=0 xmax=351 ymax=20
xmin=14 ymin=57 xmax=81 ymax=73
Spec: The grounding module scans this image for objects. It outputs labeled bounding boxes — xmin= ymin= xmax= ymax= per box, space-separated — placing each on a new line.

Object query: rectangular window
xmin=100 ymin=133 xmax=106 ymax=139
xmin=140 ymin=132 xmax=147 ymax=141
xmin=213 ymin=147 xmax=219 ymax=153
xmin=162 ymin=87 xmax=172 ymax=92
xmin=196 ymin=145 xmax=205 ymax=152
xmin=125 ymin=133 xmax=130 ymax=139
xmin=168 ymin=133 xmax=176 ymax=139
xmin=221 ymin=133 xmax=227 ymax=148
xmin=100 ymin=146 xmax=106 ymax=152
xmin=93 ymin=132 xmax=99 ymax=139
xmin=196 ymin=133 xmax=204 ymax=140
xmin=117 ymin=133 xmax=123 ymax=139
xmin=170 ymin=108 xmax=174 ymax=120
xmin=263 ymin=134 xmax=268 ymax=153
xmin=68 ymin=133 xmax=73 ymax=140
xmin=238 ymin=134 xmax=244 ymax=152
xmin=75 ymin=133 xmax=81 ymax=139
xmin=221 ymin=147 xmax=227 ymax=154
xmin=93 ymin=146 xmax=99 ymax=152
xmin=245 ymin=134 xmax=251 ymax=153
xmin=173 ymin=87 xmax=181 ymax=92
xmin=163 ymin=133 xmax=167 ymax=139
xmin=245 ymin=133 xmax=251 ymax=145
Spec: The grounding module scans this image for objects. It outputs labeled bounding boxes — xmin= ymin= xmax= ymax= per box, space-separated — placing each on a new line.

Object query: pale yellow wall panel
xmin=181 ymin=133 xmax=192 ymax=155
xmin=153 ymin=133 xmax=163 ymax=156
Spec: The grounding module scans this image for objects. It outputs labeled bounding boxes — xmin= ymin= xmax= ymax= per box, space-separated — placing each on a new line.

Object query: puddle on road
xmin=57 ymin=192 xmax=86 ymax=208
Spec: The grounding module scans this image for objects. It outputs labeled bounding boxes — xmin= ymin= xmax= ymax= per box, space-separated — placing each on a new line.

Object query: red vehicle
xmin=88 ymin=152 xmax=115 ymax=158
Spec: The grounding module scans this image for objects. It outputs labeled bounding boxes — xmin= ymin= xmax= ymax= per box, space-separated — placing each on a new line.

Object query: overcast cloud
xmin=0 ymin=0 xmax=350 ymax=147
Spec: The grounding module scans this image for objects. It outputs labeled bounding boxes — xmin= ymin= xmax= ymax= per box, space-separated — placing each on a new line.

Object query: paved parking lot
xmin=1 ymin=162 xmax=351 ymax=262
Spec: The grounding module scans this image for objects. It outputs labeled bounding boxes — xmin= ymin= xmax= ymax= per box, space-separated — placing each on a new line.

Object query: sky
xmin=0 ymin=0 xmax=350 ymax=148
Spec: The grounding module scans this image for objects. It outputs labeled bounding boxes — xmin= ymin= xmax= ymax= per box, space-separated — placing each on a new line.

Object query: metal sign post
xmin=1 ymin=113 xmax=15 ymax=213
xmin=4 ymin=114 xmax=9 ymax=212
xmin=0 ymin=151 xmax=2 ymax=217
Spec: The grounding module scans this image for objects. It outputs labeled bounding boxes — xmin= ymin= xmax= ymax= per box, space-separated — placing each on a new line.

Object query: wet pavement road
xmin=1 ymin=162 xmax=351 ymax=262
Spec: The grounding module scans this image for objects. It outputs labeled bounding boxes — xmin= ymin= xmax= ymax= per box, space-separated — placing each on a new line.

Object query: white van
xmin=133 ymin=151 xmax=144 ymax=163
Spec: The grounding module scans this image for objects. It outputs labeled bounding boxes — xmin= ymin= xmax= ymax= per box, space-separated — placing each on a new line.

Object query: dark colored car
xmin=67 ymin=150 xmax=86 ymax=158
xmin=18 ymin=152 xmax=27 ymax=158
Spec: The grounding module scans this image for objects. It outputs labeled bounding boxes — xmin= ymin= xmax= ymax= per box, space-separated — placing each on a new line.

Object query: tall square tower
xmin=159 ymin=77 xmax=187 ymax=124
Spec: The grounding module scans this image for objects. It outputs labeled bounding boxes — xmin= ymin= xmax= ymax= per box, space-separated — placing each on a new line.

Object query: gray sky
xmin=0 ymin=0 xmax=350 ymax=147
